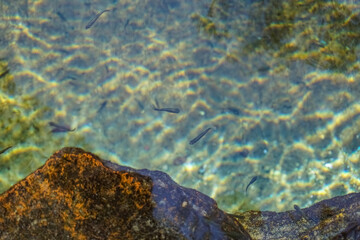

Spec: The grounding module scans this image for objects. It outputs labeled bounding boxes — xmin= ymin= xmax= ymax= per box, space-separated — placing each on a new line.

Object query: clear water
xmin=0 ymin=0 xmax=360 ymax=214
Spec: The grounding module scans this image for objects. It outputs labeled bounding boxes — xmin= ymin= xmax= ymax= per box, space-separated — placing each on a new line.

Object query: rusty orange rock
xmin=0 ymin=147 xmax=251 ymax=240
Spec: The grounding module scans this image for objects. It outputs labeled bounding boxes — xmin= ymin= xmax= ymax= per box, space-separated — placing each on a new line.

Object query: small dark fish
xmin=56 ymin=11 xmax=67 ymax=22
xmin=222 ymin=107 xmax=241 ymax=116
xmin=124 ymin=19 xmax=130 ymax=30
xmin=245 ymin=176 xmax=258 ymax=193
xmin=98 ymin=100 xmax=107 ymax=113
xmin=294 ymin=204 xmax=317 ymax=223
xmin=294 ymin=204 xmax=302 ymax=215
xmin=0 ymin=68 xmax=9 ymax=79
xmin=85 ymin=9 xmax=110 ymax=29
xmin=294 ymin=204 xmax=308 ymax=222
xmin=153 ymin=107 xmax=180 ymax=114
xmin=136 ymin=99 xmax=144 ymax=110
xmin=0 ymin=146 xmax=12 ymax=155
xmin=49 ymin=122 xmax=75 ymax=133
xmin=189 ymin=127 xmax=212 ymax=145
xmin=258 ymin=65 xmax=270 ymax=73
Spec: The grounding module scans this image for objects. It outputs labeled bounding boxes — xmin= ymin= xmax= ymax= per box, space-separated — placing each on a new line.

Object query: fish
xmin=245 ymin=176 xmax=258 ymax=193
xmin=136 ymin=99 xmax=144 ymax=110
xmin=293 ymin=204 xmax=302 ymax=215
xmin=124 ymin=19 xmax=130 ymax=30
xmin=56 ymin=11 xmax=67 ymax=22
xmin=85 ymin=9 xmax=110 ymax=29
xmin=0 ymin=68 xmax=9 ymax=79
xmin=189 ymin=127 xmax=212 ymax=145
xmin=98 ymin=100 xmax=107 ymax=113
xmin=0 ymin=146 xmax=12 ymax=155
xmin=294 ymin=204 xmax=317 ymax=223
xmin=222 ymin=107 xmax=241 ymax=116
xmin=153 ymin=106 xmax=180 ymax=114
xmin=49 ymin=122 xmax=76 ymax=133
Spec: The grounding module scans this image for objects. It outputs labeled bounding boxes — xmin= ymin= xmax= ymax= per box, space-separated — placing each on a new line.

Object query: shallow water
xmin=0 ymin=0 xmax=360 ymax=213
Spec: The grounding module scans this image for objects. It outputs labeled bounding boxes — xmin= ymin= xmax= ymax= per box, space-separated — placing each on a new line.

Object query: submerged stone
xmin=1 ymin=147 xmax=359 ymax=239
xmin=239 ymin=193 xmax=360 ymax=239
xmin=0 ymin=147 xmax=250 ymax=240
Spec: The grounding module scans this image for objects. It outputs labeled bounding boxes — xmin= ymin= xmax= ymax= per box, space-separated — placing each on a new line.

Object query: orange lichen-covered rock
xmin=0 ymin=147 xmax=251 ymax=240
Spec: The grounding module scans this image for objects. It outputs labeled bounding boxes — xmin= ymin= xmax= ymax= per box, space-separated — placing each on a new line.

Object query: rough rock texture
xmin=0 ymin=147 xmax=250 ymax=240
xmin=1 ymin=147 xmax=360 ymax=239
xmin=237 ymin=192 xmax=360 ymax=240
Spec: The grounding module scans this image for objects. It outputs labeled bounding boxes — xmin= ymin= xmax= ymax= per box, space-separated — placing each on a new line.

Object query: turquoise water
xmin=0 ymin=0 xmax=360 ymax=213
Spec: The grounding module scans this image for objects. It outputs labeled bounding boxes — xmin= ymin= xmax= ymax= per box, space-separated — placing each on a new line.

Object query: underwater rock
xmin=0 ymin=147 xmax=250 ymax=240
xmin=237 ymin=193 xmax=360 ymax=240
xmin=238 ymin=192 xmax=360 ymax=239
xmin=1 ymin=147 xmax=359 ymax=239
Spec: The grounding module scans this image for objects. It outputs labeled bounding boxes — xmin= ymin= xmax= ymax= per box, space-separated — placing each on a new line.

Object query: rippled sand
xmin=0 ymin=0 xmax=360 ymax=213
